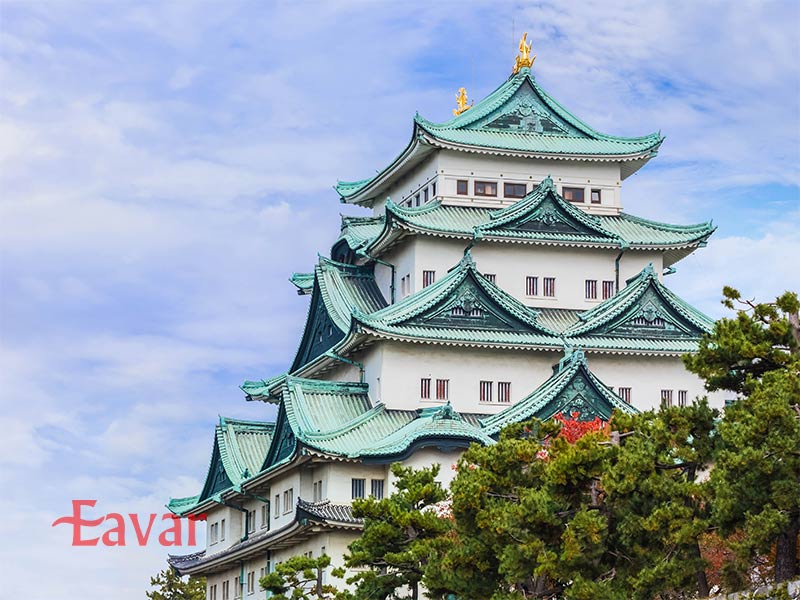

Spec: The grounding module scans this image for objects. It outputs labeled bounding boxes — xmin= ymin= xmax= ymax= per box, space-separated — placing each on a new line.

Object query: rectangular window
xmin=591 ymin=189 xmax=602 ymax=204
xmin=498 ymin=381 xmax=511 ymax=404
xmin=479 ymin=380 xmax=493 ymax=403
xmin=420 ymin=378 xmax=431 ymax=399
xmin=483 ymin=273 xmax=496 ymax=284
xmin=678 ymin=390 xmax=688 ymax=407
xmin=352 ymin=478 xmax=366 ymax=499
xmin=431 ymin=182 xmax=436 ymax=196
xmin=274 ymin=494 xmax=280 ymax=517
xmin=436 ymin=379 xmax=450 ymax=400
xmin=618 ymin=387 xmax=631 ymax=403
xmin=414 ymin=193 xmax=421 ymax=207
xmin=222 ymin=581 xmax=230 ymax=600
xmin=285 ymin=489 xmax=294 ymax=513
xmin=562 ymin=187 xmax=585 ymax=203
xmin=371 ymin=479 xmax=385 ymax=500
xmin=661 ymin=389 xmax=674 ymax=409
xmin=313 ymin=479 xmax=323 ymax=502
xmin=602 ymin=280 xmax=615 ymax=300
xmin=220 ymin=518 xmax=226 ymax=540
xmin=585 ymin=279 xmax=597 ymax=300
xmin=210 ymin=522 xmax=218 ymax=544
xmin=526 ymin=276 xmax=538 ymax=296
xmin=260 ymin=505 xmax=267 ymax=529
xmin=423 ymin=188 xmax=429 ymax=203
xmin=234 ymin=576 xmax=241 ymax=599
xmin=422 ymin=270 xmax=436 ymax=288
xmin=247 ymin=571 xmax=255 ymax=595
xmin=247 ymin=509 xmax=255 ymax=534
xmin=543 ymin=277 xmax=556 ymax=297
xmin=475 ymin=181 xmax=498 ymax=196
xmin=210 ymin=584 xmax=217 ymax=600
xmin=504 ymin=182 xmax=527 ymax=198
xmin=456 ymin=179 xmax=468 ymax=195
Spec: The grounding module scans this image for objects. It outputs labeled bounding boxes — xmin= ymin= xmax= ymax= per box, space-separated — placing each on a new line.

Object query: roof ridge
xmin=616 ymin=211 xmax=714 ymax=232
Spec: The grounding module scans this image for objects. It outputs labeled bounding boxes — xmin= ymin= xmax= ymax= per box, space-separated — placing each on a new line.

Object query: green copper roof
xmin=481 ymin=349 xmax=636 ymax=436
xmin=338 ymin=68 xmax=663 ymax=204
xmin=241 ymin=373 xmax=287 ymax=403
xmin=354 ymin=251 xmax=560 ymax=347
xmin=168 ymin=417 xmax=275 ymax=516
xmin=334 ymin=216 xmax=385 ymax=254
xmin=562 ymin=263 xmax=714 ymax=352
xmin=290 ymin=272 xmax=314 ymax=295
xmin=340 ymin=180 xmax=714 ymax=257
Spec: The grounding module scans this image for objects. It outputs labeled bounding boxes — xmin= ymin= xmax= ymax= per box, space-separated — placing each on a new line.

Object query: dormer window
xmin=504 ymin=183 xmax=527 ymax=198
xmin=475 ymin=181 xmax=497 ymax=197
xmin=563 ymin=187 xmax=584 ymax=203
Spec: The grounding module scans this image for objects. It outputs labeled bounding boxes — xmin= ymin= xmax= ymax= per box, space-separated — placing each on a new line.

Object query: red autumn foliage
xmin=552 ymin=412 xmax=608 ymax=443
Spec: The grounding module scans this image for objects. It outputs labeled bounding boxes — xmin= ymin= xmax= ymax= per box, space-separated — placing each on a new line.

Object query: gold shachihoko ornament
xmin=512 ymin=32 xmax=535 ymax=74
xmin=453 ymin=87 xmax=473 ymax=116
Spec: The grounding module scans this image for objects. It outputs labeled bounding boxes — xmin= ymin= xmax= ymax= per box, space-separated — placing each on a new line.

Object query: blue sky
xmin=1 ymin=1 xmax=798 ymax=598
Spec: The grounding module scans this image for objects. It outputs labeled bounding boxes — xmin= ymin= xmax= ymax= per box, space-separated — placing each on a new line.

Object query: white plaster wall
xmin=436 ymin=151 xmax=623 ymax=214
xmin=382 ymin=154 xmax=441 ymax=209
xmin=326 ymin=461 xmax=387 ymax=504
xmin=272 ymin=531 xmax=360 ymax=592
xmin=585 ymin=353 xmax=728 ymax=411
xmin=377 ymin=341 xmax=560 ymax=413
xmin=269 ymin=471 xmax=301 ymax=531
xmin=393 ymin=446 xmax=465 ymax=491
xmin=205 ymin=505 xmax=241 ymax=553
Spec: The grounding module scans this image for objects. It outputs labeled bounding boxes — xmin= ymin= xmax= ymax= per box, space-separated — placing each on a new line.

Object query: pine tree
xmin=260 ymin=554 xmax=349 ymax=600
xmin=146 ymin=568 xmax=206 ymax=600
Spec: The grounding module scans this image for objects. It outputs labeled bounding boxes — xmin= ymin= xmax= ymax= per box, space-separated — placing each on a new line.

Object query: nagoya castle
xmin=168 ymin=35 xmax=723 ymax=598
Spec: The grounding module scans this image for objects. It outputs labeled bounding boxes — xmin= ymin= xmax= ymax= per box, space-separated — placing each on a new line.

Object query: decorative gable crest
xmin=597 ymin=287 xmax=702 ymax=339
xmin=478 ymin=84 xmax=575 ymax=135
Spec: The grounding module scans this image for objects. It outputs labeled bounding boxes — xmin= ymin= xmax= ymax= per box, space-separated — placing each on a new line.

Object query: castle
xmin=167 ymin=36 xmax=722 ymax=599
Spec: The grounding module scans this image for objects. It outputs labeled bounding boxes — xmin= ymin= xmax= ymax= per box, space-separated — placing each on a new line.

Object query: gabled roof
xmin=262 ymin=376 xmax=489 ymax=465
xmin=481 ymin=349 xmax=636 ymax=436
xmin=342 ymin=182 xmax=714 ymax=262
xmin=290 ymin=257 xmax=387 ymax=371
xmin=338 ymin=67 xmax=663 ymax=206
xmin=168 ymin=418 xmax=275 ymax=516
xmin=353 ymin=252 xmax=561 ymax=348
xmin=562 ymin=263 xmax=714 ymax=352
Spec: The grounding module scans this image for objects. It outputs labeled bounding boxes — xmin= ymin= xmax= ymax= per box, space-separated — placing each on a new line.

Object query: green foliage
xmin=426 ymin=407 xmax=720 ymax=600
xmin=683 ymin=288 xmax=799 ymax=394
xmin=344 ymin=463 xmax=451 ymax=600
xmin=146 ymin=568 xmax=206 ymax=600
xmin=260 ymin=554 xmax=349 ymax=600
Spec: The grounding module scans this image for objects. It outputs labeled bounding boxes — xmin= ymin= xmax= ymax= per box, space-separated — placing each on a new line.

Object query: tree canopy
xmin=146 ymin=568 xmax=205 ymax=600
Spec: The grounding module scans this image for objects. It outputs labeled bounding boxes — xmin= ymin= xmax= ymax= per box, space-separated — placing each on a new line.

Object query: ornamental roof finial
xmin=453 ymin=87 xmax=473 ymax=116
xmin=512 ymin=32 xmax=535 ymax=74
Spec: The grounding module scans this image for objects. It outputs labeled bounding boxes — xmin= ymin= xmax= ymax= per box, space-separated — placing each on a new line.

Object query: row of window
xmin=208 ymin=569 xmax=265 ymax=599
xmin=407 ymin=181 xmax=437 ymax=207
xmin=420 ymin=377 xmax=449 ymax=400
xmin=562 ymin=186 xmax=602 ymax=204
xmin=209 ymin=518 xmax=226 ymax=544
xmin=661 ymin=389 xmax=689 ymax=408
xmin=352 ymin=478 xmax=385 ymax=500
xmin=585 ymin=279 xmax=616 ymax=300
xmin=455 ymin=179 xmax=603 ymax=204
xmin=526 ymin=276 xmax=556 ymax=297
xmin=479 ymin=380 xmax=512 ymax=403
xmin=273 ymin=488 xmax=294 ymax=518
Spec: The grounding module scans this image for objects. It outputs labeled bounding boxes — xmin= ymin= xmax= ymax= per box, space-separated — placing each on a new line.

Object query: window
xmin=498 ymin=381 xmax=511 ymax=404
xmin=602 ymin=280 xmax=615 ymax=300
xmin=678 ymin=390 xmax=688 ymax=407
xmin=414 ymin=193 xmax=421 ymax=207
xmin=209 ymin=522 xmax=218 ymax=544
xmin=423 ymin=188 xmax=429 ymax=203
xmin=526 ymin=276 xmax=538 ymax=296
xmin=431 ymin=182 xmax=437 ymax=196
xmin=456 ymin=179 xmax=468 ymax=195
xmin=618 ymin=387 xmax=631 ymax=403
xmin=479 ymin=380 xmax=493 ymax=403
xmin=483 ymin=273 xmax=496 ymax=284
xmin=591 ymin=189 xmax=602 ymax=204
xmin=260 ymin=505 xmax=267 ymax=529
xmin=274 ymin=494 xmax=280 ymax=517
xmin=562 ymin=187 xmax=585 ymax=202
xmin=247 ymin=509 xmax=255 ymax=534
xmin=234 ymin=576 xmax=241 ymax=599
xmin=504 ymin=182 xmax=527 ymax=198
xmin=371 ymin=479 xmax=385 ymax=500
xmin=451 ymin=305 xmax=483 ymax=317
xmin=436 ymin=379 xmax=449 ymax=400
xmin=210 ymin=584 xmax=217 ymax=600
xmin=420 ymin=378 xmax=431 ymax=399
xmin=247 ymin=571 xmax=255 ymax=595
xmin=543 ymin=277 xmax=556 ymax=297
xmin=283 ymin=489 xmax=293 ymax=514
xmin=352 ymin=478 xmax=366 ymax=499
xmin=222 ymin=581 xmax=230 ymax=600
xmin=661 ymin=389 xmax=674 ymax=409
xmin=475 ymin=181 xmax=497 ymax=196
xmin=220 ymin=518 xmax=226 ymax=540
xmin=422 ymin=270 xmax=436 ymax=288
xmin=585 ymin=279 xmax=597 ymax=300
xmin=313 ymin=479 xmax=323 ymax=502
